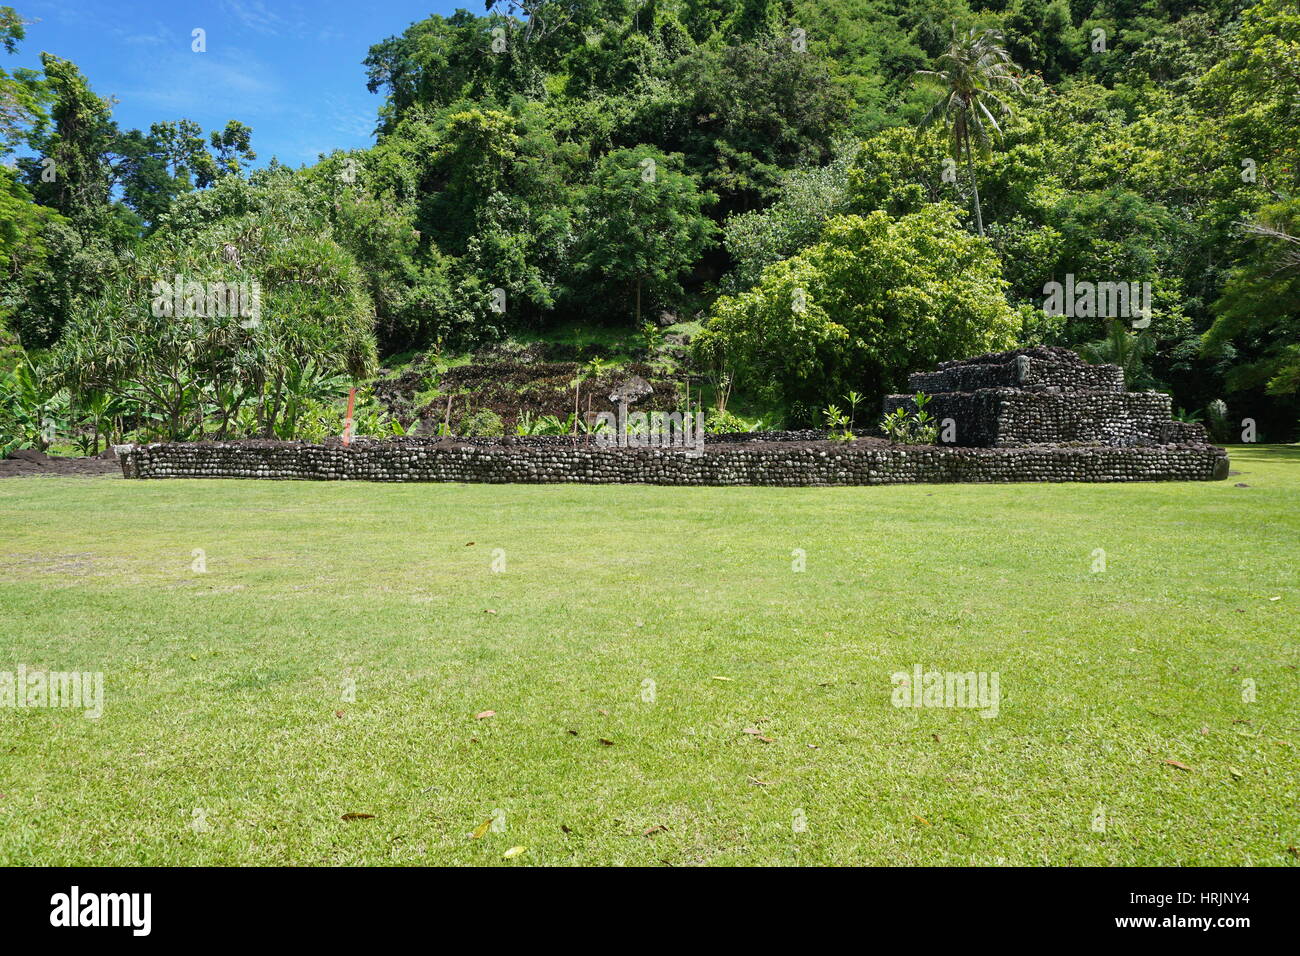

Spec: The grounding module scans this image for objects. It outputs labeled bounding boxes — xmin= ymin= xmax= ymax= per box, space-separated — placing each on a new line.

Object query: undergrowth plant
xmin=822 ymin=403 xmax=855 ymax=441
xmin=880 ymin=392 xmax=938 ymax=445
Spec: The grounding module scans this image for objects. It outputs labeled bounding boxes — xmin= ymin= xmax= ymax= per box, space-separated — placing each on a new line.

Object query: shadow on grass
xmin=1221 ymin=444 xmax=1300 ymax=463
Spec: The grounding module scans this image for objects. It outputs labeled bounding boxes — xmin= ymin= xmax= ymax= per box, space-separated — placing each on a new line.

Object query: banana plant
xmin=0 ymin=357 xmax=69 ymax=454
xmin=273 ymin=356 xmax=350 ymax=440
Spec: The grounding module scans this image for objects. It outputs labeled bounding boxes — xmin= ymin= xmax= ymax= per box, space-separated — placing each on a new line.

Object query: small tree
xmin=581 ymin=146 xmax=716 ymax=325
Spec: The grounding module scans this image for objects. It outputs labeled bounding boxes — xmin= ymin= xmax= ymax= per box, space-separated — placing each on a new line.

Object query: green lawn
xmin=1 ymin=446 xmax=1297 ymax=866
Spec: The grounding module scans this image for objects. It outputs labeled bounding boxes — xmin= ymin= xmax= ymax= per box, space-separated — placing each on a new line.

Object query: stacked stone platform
xmin=885 ymin=348 xmax=1212 ymax=448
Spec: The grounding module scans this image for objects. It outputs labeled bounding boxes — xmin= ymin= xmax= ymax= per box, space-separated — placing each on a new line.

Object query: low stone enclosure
xmin=117 ymin=348 xmax=1227 ymax=486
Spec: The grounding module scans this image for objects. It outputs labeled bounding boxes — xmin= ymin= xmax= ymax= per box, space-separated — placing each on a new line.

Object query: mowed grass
xmin=0 ymin=446 xmax=1297 ymax=866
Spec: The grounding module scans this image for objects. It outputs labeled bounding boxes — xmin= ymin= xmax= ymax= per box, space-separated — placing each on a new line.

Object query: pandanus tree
xmin=914 ymin=27 xmax=1023 ymax=237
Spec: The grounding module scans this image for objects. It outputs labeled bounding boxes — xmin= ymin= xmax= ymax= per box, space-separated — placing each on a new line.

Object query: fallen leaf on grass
xmin=1229 ymin=767 xmax=1244 ymax=780
xmin=913 ymin=815 xmax=932 ymax=827
xmin=597 ymin=708 xmax=609 ymax=716
xmin=465 ymin=542 xmax=475 ymax=546
xmin=599 ymin=738 xmax=614 ymax=746
xmin=643 ymin=824 xmax=668 ymax=837
xmin=471 ymin=818 xmax=493 ymax=839
xmin=1164 ymin=759 xmax=1193 ymax=771
xmin=483 ymin=609 xmax=497 ymax=615
xmin=503 ymin=846 xmax=526 ymax=859
xmin=566 ymin=729 xmax=579 ymax=736
xmin=560 ymin=825 xmax=571 ymax=834
xmin=931 ymin=734 xmax=941 ymax=743
xmin=1287 ymin=846 xmax=1299 ymax=858
xmin=341 ymin=812 xmax=375 ymax=821
xmin=335 ymin=710 xmax=345 ymax=718
xmin=475 ymin=710 xmax=496 ymax=720
xmin=710 ymin=676 xmax=734 ymax=682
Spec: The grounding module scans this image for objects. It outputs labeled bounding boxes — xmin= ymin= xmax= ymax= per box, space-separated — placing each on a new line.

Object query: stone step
xmin=906 ymin=355 xmax=1125 ymax=394
xmin=882 ymin=389 xmax=1174 ymax=447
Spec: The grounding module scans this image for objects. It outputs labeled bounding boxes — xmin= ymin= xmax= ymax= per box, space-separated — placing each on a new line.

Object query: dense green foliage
xmin=48 ymin=172 xmax=378 ymax=443
xmin=2 ymin=0 xmax=1298 ymax=442
xmin=697 ymin=205 xmax=1019 ymax=420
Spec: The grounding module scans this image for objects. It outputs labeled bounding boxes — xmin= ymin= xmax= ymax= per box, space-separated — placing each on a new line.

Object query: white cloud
xmin=113 ymin=48 xmax=284 ymax=115
xmin=219 ymin=0 xmax=292 ymax=37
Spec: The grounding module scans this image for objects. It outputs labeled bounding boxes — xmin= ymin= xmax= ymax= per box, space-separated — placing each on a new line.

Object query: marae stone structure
xmin=117 ymin=348 xmax=1228 ymax=485
xmin=883 ymin=347 xmax=1211 ymax=448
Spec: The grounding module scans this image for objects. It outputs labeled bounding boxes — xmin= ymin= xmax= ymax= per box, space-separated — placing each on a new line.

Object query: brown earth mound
xmin=374 ymin=357 xmax=686 ymax=435
xmin=0 ymin=448 xmax=121 ymax=478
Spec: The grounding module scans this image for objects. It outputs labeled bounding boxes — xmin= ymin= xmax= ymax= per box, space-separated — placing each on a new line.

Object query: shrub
xmin=704 ymin=409 xmax=753 ymax=434
xmin=1205 ymin=399 xmax=1231 ymax=443
xmin=458 ymin=408 xmax=504 ymax=437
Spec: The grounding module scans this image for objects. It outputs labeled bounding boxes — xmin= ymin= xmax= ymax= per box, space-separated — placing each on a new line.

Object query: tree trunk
xmin=263 ymin=369 xmax=285 ymax=438
xmin=635 ymin=279 xmax=642 ymax=327
xmin=965 ymin=137 xmax=985 ymax=237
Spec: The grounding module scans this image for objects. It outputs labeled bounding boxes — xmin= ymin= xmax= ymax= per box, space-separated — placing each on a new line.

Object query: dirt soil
xmin=0 ymin=448 xmax=122 ymax=478
xmin=373 ymin=355 xmax=685 ymax=435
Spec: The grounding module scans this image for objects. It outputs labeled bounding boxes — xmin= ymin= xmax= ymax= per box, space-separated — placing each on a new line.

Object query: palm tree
xmin=915 ymin=27 xmax=1023 ymax=237
xmin=1081 ymin=320 xmax=1159 ymax=391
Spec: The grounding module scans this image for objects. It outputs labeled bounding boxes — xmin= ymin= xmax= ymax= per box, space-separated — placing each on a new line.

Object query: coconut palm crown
xmin=915 ymin=27 xmax=1024 ymax=237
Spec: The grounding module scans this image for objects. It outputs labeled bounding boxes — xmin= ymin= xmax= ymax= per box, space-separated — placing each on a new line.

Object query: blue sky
xmin=8 ymin=0 xmax=466 ymax=167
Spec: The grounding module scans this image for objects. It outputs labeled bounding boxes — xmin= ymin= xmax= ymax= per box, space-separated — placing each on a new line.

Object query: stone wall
xmin=1160 ymin=420 xmax=1211 ymax=444
xmin=882 ymin=390 xmax=1175 ymax=447
xmin=426 ymin=430 xmax=825 ymax=449
xmin=908 ymin=355 xmax=1126 ymax=394
xmin=118 ymin=438 xmax=1229 ymax=485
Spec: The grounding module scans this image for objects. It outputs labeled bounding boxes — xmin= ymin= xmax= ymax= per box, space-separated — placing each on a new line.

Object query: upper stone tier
xmin=907 ymin=346 xmax=1125 ymax=395
xmin=885 ymin=347 xmax=1211 ymax=448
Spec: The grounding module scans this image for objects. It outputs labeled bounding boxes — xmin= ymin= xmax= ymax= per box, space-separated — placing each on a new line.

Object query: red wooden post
xmin=342 ymin=386 xmax=357 ymax=446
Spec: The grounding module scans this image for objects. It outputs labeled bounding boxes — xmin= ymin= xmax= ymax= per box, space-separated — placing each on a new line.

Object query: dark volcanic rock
xmin=118 ymin=435 xmax=1228 ymax=485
